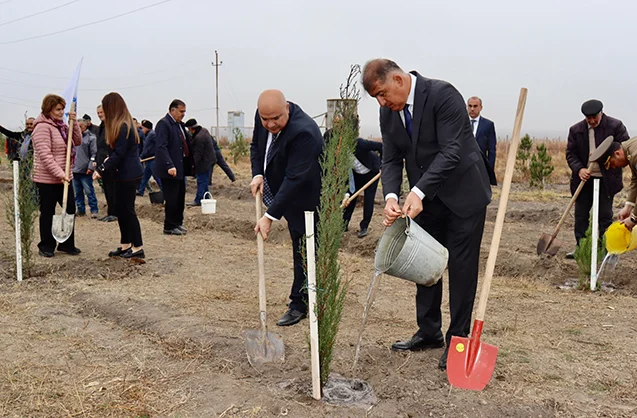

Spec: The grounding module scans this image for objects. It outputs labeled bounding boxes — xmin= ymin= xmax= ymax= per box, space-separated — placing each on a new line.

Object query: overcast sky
xmin=1 ymin=0 xmax=637 ymax=139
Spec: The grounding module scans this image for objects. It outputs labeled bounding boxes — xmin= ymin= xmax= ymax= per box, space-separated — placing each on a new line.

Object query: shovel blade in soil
xmin=537 ymin=233 xmax=560 ymax=256
xmin=52 ymin=212 xmax=75 ymax=243
xmin=245 ymin=329 xmax=285 ymax=365
xmin=447 ymin=334 xmax=498 ymax=391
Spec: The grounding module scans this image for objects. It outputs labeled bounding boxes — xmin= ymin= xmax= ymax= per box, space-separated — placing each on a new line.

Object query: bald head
xmin=257 ymin=89 xmax=290 ymax=134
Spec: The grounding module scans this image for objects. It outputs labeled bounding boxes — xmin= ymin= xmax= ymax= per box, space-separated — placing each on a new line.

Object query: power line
xmin=0 ymin=0 xmax=13 ymax=5
xmin=0 ymin=0 xmax=82 ymax=27
xmin=0 ymin=0 xmax=175 ymax=45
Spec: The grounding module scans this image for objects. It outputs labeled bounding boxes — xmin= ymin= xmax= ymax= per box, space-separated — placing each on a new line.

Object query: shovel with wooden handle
xmin=536 ymin=135 xmax=615 ymax=256
xmin=341 ymin=171 xmax=381 ymax=208
xmin=245 ymin=190 xmax=285 ymax=365
xmin=52 ymin=102 xmax=77 ymax=244
xmin=447 ymin=88 xmax=527 ymax=391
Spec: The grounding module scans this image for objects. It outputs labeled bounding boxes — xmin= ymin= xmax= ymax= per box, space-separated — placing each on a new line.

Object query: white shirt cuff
xmin=265 ymin=212 xmax=279 ymax=221
xmin=385 ymin=193 xmax=399 ymax=202
xmin=253 ymin=174 xmax=263 ymax=179
xmin=626 ymin=201 xmax=636 ymax=207
xmin=411 ymin=186 xmax=425 ymax=200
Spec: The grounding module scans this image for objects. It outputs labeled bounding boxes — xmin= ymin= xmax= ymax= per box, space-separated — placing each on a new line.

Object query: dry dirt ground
xmin=0 ymin=161 xmax=636 ymax=418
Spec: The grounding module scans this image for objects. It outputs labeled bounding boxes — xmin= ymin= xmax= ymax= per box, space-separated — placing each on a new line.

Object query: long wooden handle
xmin=341 ymin=171 xmax=381 ymax=208
xmin=255 ymin=191 xmax=267 ymax=331
xmin=61 ymin=102 xmax=76 ymax=209
xmin=140 ymin=156 xmax=155 ymax=163
xmin=550 ymin=168 xmax=591 ymax=238
xmin=475 ymin=88 xmax=527 ymax=322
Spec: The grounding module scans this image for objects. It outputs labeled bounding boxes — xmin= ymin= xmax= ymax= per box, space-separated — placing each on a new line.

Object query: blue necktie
xmin=263 ymin=133 xmax=278 ymax=207
xmin=404 ymin=104 xmax=412 ymax=139
xmin=348 ymin=169 xmax=356 ymax=194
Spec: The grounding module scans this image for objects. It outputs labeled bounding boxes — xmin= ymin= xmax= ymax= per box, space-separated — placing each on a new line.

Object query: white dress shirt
xmin=470 ymin=115 xmax=481 ymax=136
xmin=385 ymin=73 xmax=426 ymax=202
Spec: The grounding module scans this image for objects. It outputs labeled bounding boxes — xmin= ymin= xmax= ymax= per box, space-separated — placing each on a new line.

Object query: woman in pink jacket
xmin=32 ymin=94 xmax=82 ymax=257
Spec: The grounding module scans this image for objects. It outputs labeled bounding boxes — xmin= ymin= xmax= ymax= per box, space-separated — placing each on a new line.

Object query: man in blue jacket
xmin=137 ymin=119 xmax=161 ymax=196
xmin=154 ymin=99 xmax=190 ymax=235
xmin=250 ymin=89 xmax=323 ymax=326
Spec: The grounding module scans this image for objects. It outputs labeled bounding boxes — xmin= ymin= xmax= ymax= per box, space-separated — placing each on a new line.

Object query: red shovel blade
xmin=447 ymin=320 xmax=498 ymax=391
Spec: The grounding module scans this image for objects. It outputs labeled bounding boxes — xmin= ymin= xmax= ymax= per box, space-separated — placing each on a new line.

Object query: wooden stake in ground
xmin=304 ymin=211 xmax=321 ymax=400
xmin=591 ymin=178 xmax=600 ymax=290
xmin=12 ymin=161 xmax=22 ymax=282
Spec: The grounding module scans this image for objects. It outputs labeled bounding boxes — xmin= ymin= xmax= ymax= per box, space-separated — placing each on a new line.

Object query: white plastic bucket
xmin=201 ymin=192 xmax=216 ymax=214
xmin=374 ymin=216 xmax=448 ymax=286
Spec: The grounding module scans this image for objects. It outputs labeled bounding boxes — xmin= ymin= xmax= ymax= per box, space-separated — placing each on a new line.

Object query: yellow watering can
xmin=605 ymin=222 xmax=637 ymax=254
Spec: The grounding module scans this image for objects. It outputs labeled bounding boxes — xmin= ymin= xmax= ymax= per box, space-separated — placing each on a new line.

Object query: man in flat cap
xmin=594 ymin=137 xmax=637 ymax=231
xmin=565 ymin=99 xmax=629 ymax=258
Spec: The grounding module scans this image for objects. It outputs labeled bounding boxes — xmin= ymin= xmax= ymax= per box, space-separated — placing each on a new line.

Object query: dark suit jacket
xmin=354 ymin=138 xmax=382 ymax=173
xmin=101 ymin=124 xmax=143 ymax=181
xmin=474 ymin=116 xmax=496 ymax=170
xmin=380 ymin=72 xmax=492 ymax=218
xmin=191 ymin=126 xmax=217 ymax=174
xmin=566 ymin=114 xmax=629 ymax=196
xmin=250 ymin=102 xmax=323 ymax=230
xmin=139 ymin=130 xmax=156 ymax=160
xmin=153 ymin=113 xmax=190 ymax=180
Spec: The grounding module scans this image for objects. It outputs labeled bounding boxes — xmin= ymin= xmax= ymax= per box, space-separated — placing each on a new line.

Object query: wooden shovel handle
xmin=62 ymin=102 xmax=76 ymax=210
xmin=549 ymin=165 xmax=592 ymax=238
xmin=140 ymin=156 xmax=155 ymax=163
xmin=475 ymin=88 xmax=527 ymax=322
xmin=341 ymin=171 xmax=381 ymax=208
xmin=255 ymin=191 xmax=267 ymax=328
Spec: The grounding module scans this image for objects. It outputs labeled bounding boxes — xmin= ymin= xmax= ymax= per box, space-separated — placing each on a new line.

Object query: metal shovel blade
xmin=245 ymin=329 xmax=285 ymax=366
xmin=52 ymin=212 xmax=75 ymax=243
xmin=447 ymin=322 xmax=498 ymax=391
xmin=537 ymin=233 xmax=560 ymax=256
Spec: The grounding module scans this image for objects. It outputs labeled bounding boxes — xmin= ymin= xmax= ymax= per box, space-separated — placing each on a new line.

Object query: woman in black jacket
xmin=94 ymin=92 xmax=145 ymax=259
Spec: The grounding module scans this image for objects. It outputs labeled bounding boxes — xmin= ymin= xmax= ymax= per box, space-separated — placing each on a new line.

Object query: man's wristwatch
xmin=630 ymin=214 xmax=637 ymax=224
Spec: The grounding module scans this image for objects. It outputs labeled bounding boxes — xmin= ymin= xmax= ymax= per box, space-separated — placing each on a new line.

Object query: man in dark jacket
xmin=565 ymin=99 xmax=629 ymax=258
xmin=83 ymin=114 xmax=99 ymax=136
xmin=209 ymin=136 xmax=236 ymax=185
xmin=95 ymin=105 xmax=118 ymax=222
xmin=184 ymin=118 xmax=216 ymax=206
xmin=1 ymin=117 xmax=34 ymax=161
xmin=250 ymin=90 xmax=323 ymax=327
xmin=153 ymin=99 xmax=190 ymax=235
xmin=343 ymin=137 xmax=383 ymax=238
xmin=137 ymin=119 xmax=160 ymax=196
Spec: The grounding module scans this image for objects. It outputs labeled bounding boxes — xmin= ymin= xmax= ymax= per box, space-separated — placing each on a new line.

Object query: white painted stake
xmin=13 ymin=161 xmax=22 ymax=282
xmin=304 ymin=211 xmax=321 ymax=400
xmin=590 ymin=178 xmax=600 ymax=291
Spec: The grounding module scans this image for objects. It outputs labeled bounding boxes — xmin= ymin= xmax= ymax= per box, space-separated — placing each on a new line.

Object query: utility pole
xmin=212 ymin=50 xmax=222 ymax=140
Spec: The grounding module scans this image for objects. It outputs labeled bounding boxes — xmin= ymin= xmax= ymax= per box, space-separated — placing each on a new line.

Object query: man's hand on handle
xmin=250 ymin=176 xmax=264 ymax=197
xmin=402 ymin=191 xmax=424 ymax=220
xmin=383 ymin=197 xmax=403 ymax=227
xmin=617 ymin=203 xmax=633 ymax=221
xmin=168 ymin=167 xmax=177 ymax=177
xmin=254 ymin=215 xmax=273 ymax=240
xmin=579 ymin=168 xmax=591 ymax=181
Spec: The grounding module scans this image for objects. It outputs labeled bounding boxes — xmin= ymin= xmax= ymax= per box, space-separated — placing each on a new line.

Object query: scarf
xmin=52 ymin=117 xmax=76 ymax=166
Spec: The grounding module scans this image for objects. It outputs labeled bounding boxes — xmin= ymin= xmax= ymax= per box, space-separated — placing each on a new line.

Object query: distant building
xmin=227 ymin=111 xmax=245 ymax=142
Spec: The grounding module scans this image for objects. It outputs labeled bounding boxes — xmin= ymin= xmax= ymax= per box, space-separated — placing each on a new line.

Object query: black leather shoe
xmin=122 ymin=249 xmax=145 ymax=259
xmin=164 ymin=228 xmax=186 ymax=235
xmin=276 ymin=309 xmax=307 ymax=326
xmin=178 ymin=225 xmax=188 ymax=232
xmin=439 ymin=345 xmax=450 ymax=370
xmin=391 ymin=334 xmax=444 ymax=352
xmin=108 ymin=247 xmax=131 ymax=257
xmin=39 ymin=249 xmax=54 ymax=258
xmin=565 ymin=252 xmax=575 ymax=259
xmin=357 ymin=228 xmax=369 ymax=238
xmin=57 ymin=246 xmax=81 ymax=256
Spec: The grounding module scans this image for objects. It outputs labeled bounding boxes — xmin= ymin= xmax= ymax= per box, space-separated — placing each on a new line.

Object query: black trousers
xmin=36 ymin=182 xmax=76 ymax=252
xmin=286 ymin=212 xmax=318 ymax=313
xmin=414 ymin=197 xmax=487 ymax=344
xmin=343 ymin=170 xmax=379 ymax=230
xmin=574 ymin=178 xmax=614 ymax=245
xmin=102 ymin=173 xmax=118 ymax=217
xmin=116 ymin=179 xmax=143 ymax=247
xmin=162 ymin=177 xmax=185 ymax=230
